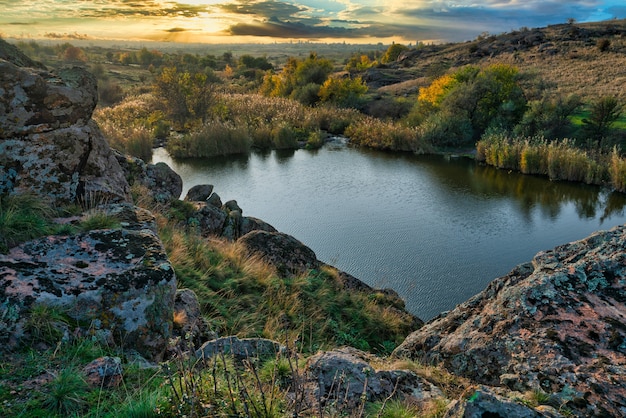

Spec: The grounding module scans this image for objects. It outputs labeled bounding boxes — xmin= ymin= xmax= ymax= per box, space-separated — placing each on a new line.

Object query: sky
xmin=1 ymin=0 xmax=625 ymax=45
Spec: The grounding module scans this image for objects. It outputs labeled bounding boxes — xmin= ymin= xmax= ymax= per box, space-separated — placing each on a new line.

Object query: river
xmin=152 ymin=139 xmax=626 ymax=321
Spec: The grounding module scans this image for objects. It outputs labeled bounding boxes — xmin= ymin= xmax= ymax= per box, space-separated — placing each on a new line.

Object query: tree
xmin=259 ymin=53 xmax=333 ymax=105
xmin=62 ymin=45 xmax=86 ymax=62
xmin=154 ymin=67 xmax=217 ymax=126
xmin=408 ymin=64 xmax=526 ymax=142
xmin=583 ymin=96 xmax=623 ymax=146
xmin=381 ymin=43 xmax=409 ymax=63
xmin=514 ymin=94 xmax=580 ymax=139
xmin=318 ymin=76 xmax=368 ymax=108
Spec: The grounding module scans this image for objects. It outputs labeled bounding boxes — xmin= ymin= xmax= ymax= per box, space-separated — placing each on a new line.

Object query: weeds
xmin=476 ymin=132 xmax=626 ymax=188
xmin=42 ymin=368 xmax=89 ymax=415
xmin=0 ymin=193 xmax=54 ymax=252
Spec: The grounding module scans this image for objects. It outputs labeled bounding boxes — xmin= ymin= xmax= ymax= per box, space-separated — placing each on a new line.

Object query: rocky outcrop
xmin=0 ymin=204 xmax=176 ymax=360
xmin=393 ymin=225 xmax=626 ymax=417
xmin=183 ymin=185 xmax=276 ymax=240
xmin=115 ymin=151 xmax=182 ymax=202
xmin=0 ymin=39 xmax=129 ymax=204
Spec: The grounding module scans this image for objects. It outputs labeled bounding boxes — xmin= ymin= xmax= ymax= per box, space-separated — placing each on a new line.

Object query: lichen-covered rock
xmin=83 ymin=356 xmax=123 ymax=388
xmin=306 ymin=347 xmax=443 ymax=411
xmin=393 ymin=225 xmax=626 ymax=417
xmin=0 ymin=39 xmax=129 ymax=204
xmin=443 ymin=386 xmax=549 ymax=418
xmin=239 ymin=230 xmax=320 ymax=276
xmin=114 ymin=152 xmax=182 ymax=203
xmin=0 ymin=212 xmax=176 ymax=360
xmin=196 ymin=336 xmax=285 ymax=360
xmin=173 ymin=289 xmax=215 ymax=347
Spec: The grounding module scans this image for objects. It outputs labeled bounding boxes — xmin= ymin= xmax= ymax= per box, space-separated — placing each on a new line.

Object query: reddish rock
xmin=83 ymin=357 xmax=123 ymax=388
xmin=394 ymin=225 xmax=626 ymax=417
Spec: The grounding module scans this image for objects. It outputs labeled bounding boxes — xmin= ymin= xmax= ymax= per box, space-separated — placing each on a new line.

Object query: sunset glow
xmin=1 ymin=1 xmax=625 ymax=44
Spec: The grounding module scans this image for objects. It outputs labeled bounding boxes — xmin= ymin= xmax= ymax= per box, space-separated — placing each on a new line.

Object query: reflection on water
xmin=153 ymin=145 xmax=626 ymax=320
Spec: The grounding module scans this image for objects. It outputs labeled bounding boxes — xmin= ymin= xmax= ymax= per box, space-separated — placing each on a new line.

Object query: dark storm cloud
xmin=226 ymin=16 xmax=466 ymax=40
xmin=164 ymin=27 xmax=188 ymax=32
xmin=219 ymin=0 xmax=305 ymax=20
xmin=228 ymin=18 xmax=354 ymax=38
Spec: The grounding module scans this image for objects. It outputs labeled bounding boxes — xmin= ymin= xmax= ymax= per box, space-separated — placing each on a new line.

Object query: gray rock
xmin=239 ymin=216 xmax=277 ymax=236
xmin=239 ymin=230 xmax=320 ymax=276
xmin=0 ymin=213 xmax=176 ymax=360
xmin=443 ymin=387 xmax=547 ymax=418
xmin=173 ymin=289 xmax=215 ymax=347
xmin=0 ymin=39 xmax=129 ymax=204
xmin=184 ymin=184 xmax=214 ymax=202
xmin=206 ymin=192 xmax=222 ymax=208
xmin=146 ymin=162 xmax=182 ymax=202
xmin=223 ymin=199 xmax=242 ymax=213
xmin=114 ymin=152 xmax=182 ymax=203
xmin=221 ymin=210 xmax=242 ymax=241
xmin=306 ymin=347 xmax=444 ymax=411
xmin=191 ymin=202 xmax=228 ymax=236
xmin=196 ymin=336 xmax=285 ymax=360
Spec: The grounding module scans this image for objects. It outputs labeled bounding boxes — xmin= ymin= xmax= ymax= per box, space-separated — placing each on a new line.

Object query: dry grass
xmin=380 ymin=20 xmax=626 ymax=103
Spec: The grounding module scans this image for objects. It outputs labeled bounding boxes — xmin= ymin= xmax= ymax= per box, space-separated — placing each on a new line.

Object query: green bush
xmin=419 ymin=110 xmax=474 ymax=148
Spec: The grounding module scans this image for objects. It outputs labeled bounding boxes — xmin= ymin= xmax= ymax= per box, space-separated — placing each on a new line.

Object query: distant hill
xmin=369 ymin=19 xmax=626 ymax=102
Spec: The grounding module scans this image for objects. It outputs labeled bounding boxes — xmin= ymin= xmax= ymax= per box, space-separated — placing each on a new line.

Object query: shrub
xmin=166 ymin=120 xmax=252 ymax=158
xmin=318 ymin=76 xmax=368 ymax=108
xmin=43 ymin=369 xmax=88 ymax=416
xmin=271 ymin=123 xmax=299 ymax=149
xmin=597 ymin=38 xmax=611 ymax=52
xmin=345 ymin=117 xmax=428 ymax=152
xmin=419 ymin=110 xmax=474 ymax=148
xmin=610 ymin=147 xmax=626 ymax=192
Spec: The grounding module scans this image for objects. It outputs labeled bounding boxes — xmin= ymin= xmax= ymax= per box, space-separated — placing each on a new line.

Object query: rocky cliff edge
xmin=394 ymin=225 xmax=626 ymax=416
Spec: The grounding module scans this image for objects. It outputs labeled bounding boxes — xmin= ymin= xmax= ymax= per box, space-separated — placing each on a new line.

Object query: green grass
xmin=0 ymin=194 xmax=55 ymax=253
xmin=570 ymin=109 xmax=626 ymax=129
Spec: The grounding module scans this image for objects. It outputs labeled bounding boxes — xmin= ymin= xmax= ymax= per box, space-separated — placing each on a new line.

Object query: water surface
xmin=153 ymin=141 xmax=626 ymax=320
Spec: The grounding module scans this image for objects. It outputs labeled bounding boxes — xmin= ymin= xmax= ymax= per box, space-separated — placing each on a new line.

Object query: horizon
xmin=1 ymin=1 xmax=625 ymax=46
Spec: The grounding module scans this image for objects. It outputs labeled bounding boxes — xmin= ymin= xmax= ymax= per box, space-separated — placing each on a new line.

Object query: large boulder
xmin=239 ymin=230 xmax=320 ymax=276
xmin=305 ymin=347 xmax=443 ymax=412
xmin=393 ymin=225 xmax=626 ymax=417
xmin=0 ymin=39 xmax=129 ymax=204
xmin=0 ymin=204 xmax=176 ymax=360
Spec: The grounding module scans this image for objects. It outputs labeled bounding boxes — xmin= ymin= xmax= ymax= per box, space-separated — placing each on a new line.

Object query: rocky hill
xmin=368 ymin=19 xmax=626 ymax=102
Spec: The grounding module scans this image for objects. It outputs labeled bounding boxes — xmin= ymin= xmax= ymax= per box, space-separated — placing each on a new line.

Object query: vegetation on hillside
xmin=0 ymin=186 xmax=423 ymax=417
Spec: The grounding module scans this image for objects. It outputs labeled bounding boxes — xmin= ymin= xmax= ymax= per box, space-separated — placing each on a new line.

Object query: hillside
xmin=369 ymin=19 xmax=626 ymax=102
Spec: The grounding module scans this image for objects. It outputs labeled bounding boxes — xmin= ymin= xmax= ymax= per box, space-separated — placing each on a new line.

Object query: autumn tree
xmin=381 ymin=43 xmax=409 ymax=63
xmin=260 ymin=53 xmax=333 ymax=105
xmin=154 ymin=67 xmax=217 ymax=126
xmin=318 ymin=76 xmax=368 ymax=108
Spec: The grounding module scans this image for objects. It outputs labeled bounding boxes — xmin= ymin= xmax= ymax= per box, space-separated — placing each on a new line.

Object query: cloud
xmin=164 ymin=27 xmax=189 ymax=32
xmin=219 ymin=0 xmax=305 ymax=20
xmin=44 ymin=31 xmax=92 ymax=40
